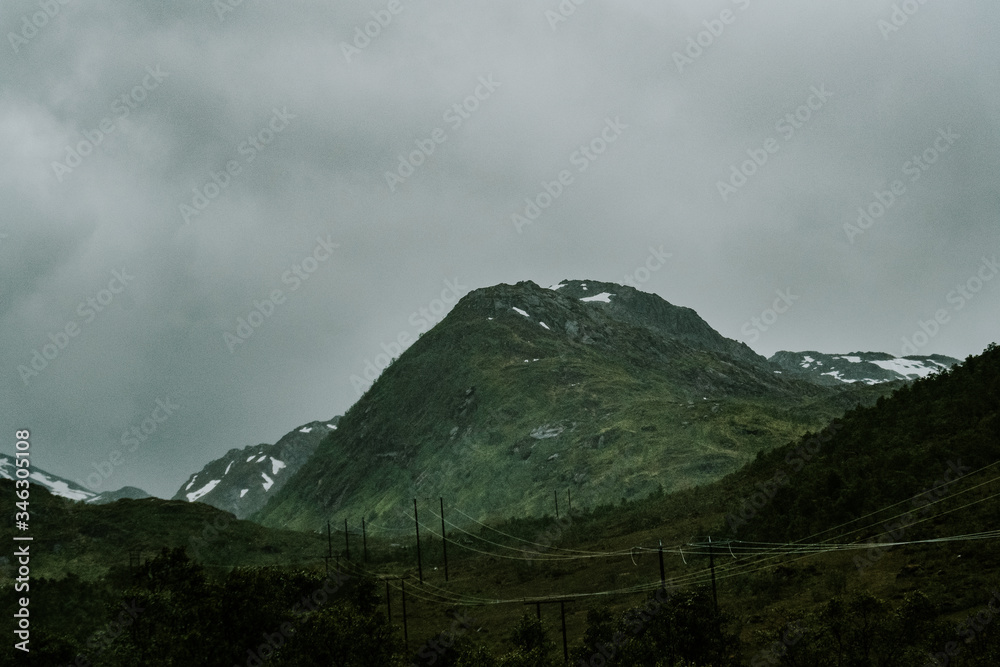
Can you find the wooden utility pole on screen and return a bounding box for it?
[708,537,718,616]
[658,540,666,592]
[362,518,368,564]
[560,601,568,663]
[385,580,391,622]
[401,578,409,648]
[440,497,449,582]
[344,519,350,561]
[324,520,333,577]
[554,490,559,519]
[413,499,424,584]
[525,599,572,664]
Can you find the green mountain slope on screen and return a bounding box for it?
[720,342,1000,544]
[253,280,893,532]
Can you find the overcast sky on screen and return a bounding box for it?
[2,0,998,499]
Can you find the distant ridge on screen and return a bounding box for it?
[769,350,960,385]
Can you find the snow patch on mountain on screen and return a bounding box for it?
[769,351,961,386]
[580,292,614,303]
[171,417,338,518]
[31,472,93,501]
[870,358,940,378]
[187,479,220,502]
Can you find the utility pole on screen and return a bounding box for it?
[526,600,572,664]
[413,498,424,584]
[401,578,409,648]
[344,519,350,561]
[709,537,718,617]
[560,600,568,663]
[324,520,332,577]
[440,497,449,582]
[362,518,368,564]
[385,580,391,622]
[658,540,666,592]
[554,489,559,519]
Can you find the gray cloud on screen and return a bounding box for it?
[1,0,998,497]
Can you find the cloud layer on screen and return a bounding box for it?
[2,0,998,497]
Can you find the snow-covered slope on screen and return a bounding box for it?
[768,351,960,385]
[0,455,151,504]
[0,455,97,502]
[171,417,339,518]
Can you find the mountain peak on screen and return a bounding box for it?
[455,279,766,367]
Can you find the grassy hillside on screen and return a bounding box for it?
[4,345,999,665]
[253,280,893,531]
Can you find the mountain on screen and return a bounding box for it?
[0,454,151,506]
[722,343,1000,543]
[769,350,960,385]
[0,454,98,502]
[171,417,339,518]
[252,279,896,532]
[86,485,151,504]
[550,280,768,366]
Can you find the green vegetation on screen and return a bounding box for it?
[5,324,998,664]
[253,281,894,532]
